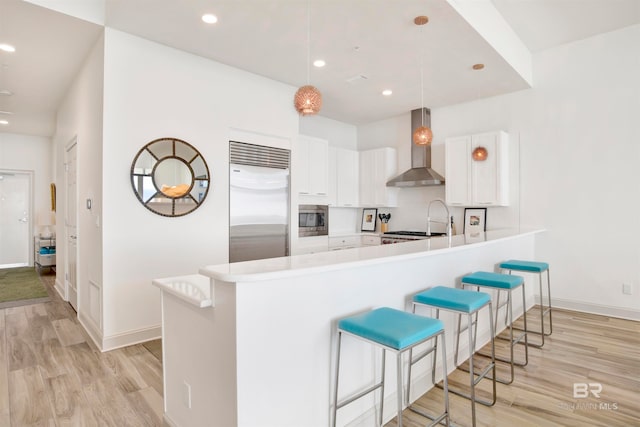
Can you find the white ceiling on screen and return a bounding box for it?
[0,0,638,137]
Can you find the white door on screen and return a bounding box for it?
[0,171,31,268]
[65,141,78,311]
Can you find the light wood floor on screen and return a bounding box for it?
[387,307,640,427]
[2,272,639,426]
[0,271,163,426]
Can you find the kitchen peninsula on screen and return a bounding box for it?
[153,228,543,427]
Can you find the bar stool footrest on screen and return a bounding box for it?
[407,405,450,426]
[336,382,383,411]
[476,351,528,367]
[495,331,527,346]
[435,381,496,407]
[512,326,549,336]
[473,363,495,387]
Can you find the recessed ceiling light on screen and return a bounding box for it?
[0,44,16,53]
[472,63,485,70]
[313,59,326,68]
[0,119,9,125]
[202,14,218,24]
[382,89,393,96]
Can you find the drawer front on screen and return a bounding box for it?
[329,236,359,249]
[361,235,381,246]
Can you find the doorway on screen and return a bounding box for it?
[0,170,32,269]
[65,139,78,311]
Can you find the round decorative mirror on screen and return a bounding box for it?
[131,138,210,217]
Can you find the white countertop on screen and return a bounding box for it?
[200,228,543,283]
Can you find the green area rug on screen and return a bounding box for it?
[0,267,50,308]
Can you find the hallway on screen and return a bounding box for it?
[0,271,163,426]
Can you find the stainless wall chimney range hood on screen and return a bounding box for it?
[386,108,445,187]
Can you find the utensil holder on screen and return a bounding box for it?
[380,223,388,233]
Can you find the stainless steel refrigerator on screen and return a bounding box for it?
[229,141,290,263]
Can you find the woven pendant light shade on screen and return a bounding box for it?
[472,146,488,161]
[294,85,322,115]
[413,125,433,146]
[412,16,432,146]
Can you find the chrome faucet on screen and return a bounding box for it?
[427,198,451,237]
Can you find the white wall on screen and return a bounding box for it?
[53,33,105,336]
[0,132,53,259]
[299,115,357,150]
[523,24,639,317]
[100,29,299,348]
[360,25,640,319]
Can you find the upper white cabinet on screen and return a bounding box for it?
[329,147,359,207]
[359,147,398,207]
[296,135,328,197]
[445,131,509,206]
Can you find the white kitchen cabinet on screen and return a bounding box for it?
[328,233,381,250]
[294,236,329,255]
[296,135,329,198]
[329,147,359,207]
[445,131,509,206]
[359,148,398,207]
[361,234,381,246]
[328,235,360,250]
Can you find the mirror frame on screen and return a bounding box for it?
[130,137,210,217]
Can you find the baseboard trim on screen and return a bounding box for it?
[54,278,66,300]
[78,313,104,351]
[537,296,640,321]
[163,414,178,427]
[101,325,162,352]
[77,318,161,353]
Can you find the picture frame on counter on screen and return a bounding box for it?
[361,208,378,232]
[463,208,487,236]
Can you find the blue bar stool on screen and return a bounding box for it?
[461,271,529,385]
[500,260,552,348]
[332,307,450,427]
[410,286,496,427]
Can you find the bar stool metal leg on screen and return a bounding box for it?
[333,308,449,427]
[332,332,386,427]
[406,330,450,425]
[411,286,496,427]
[545,269,553,335]
[500,260,553,348]
[462,272,529,386]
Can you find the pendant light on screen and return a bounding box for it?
[294,0,322,115]
[413,15,433,146]
[472,146,488,161]
[471,63,487,161]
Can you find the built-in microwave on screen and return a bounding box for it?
[298,205,328,237]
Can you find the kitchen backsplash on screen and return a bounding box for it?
[328,207,359,234]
